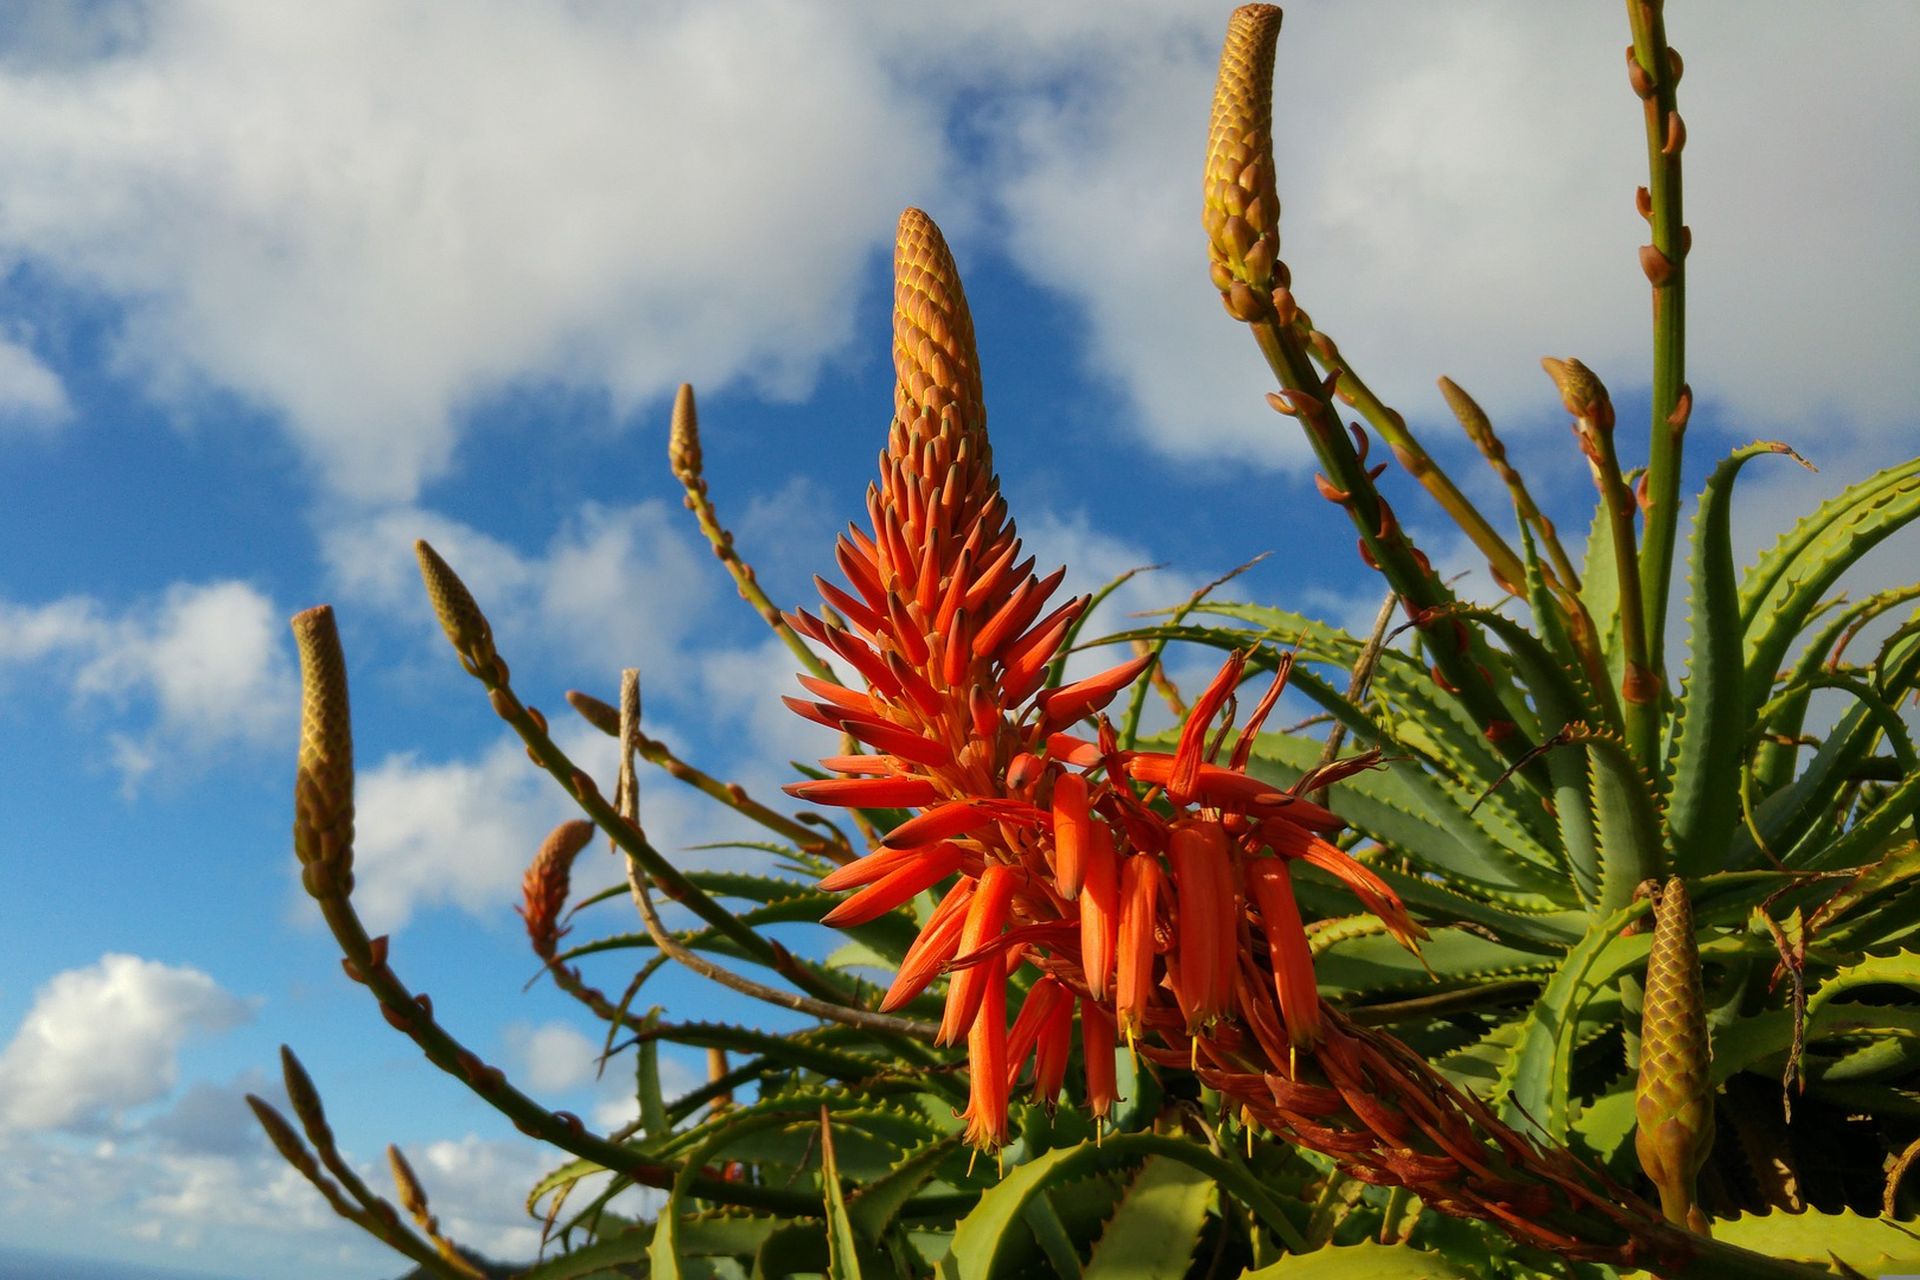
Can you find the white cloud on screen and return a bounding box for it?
[0,954,254,1132]
[0,579,293,786]
[990,3,1920,461]
[0,335,69,430]
[504,1020,602,1095]
[0,0,945,500]
[322,499,720,680]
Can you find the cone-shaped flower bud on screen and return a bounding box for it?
[1635,876,1714,1233]
[414,541,497,672]
[1205,5,1284,314]
[291,606,355,896]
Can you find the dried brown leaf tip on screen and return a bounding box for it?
[1205,5,1284,319]
[291,605,355,898]
[414,540,497,674]
[519,819,596,960]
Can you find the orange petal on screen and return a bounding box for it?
[1115,854,1163,1045]
[838,716,950,768]
[783,775,940,809]
[959,971,1009,1151]
[880,877,974,1012]
[1079,822,1120,1001]
[1004,976,1069,1089]
[817,842,922,892]
[1049,772,1090,899]
[939,863,1016,1046]
[821,844,966,926]
[1169,820,1237,1033]
[1037,652,1155,731]
[1247,856,1321,1052]
[884,799,998,849]
[1081,999,1118,1121]
[1228,651,1294,771]
[1169,651,1247,805]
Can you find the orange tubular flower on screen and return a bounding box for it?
[1246,856,1321,1052]
[959,973,1009,1152]
[1080,998,1118,1124]
[1169,820,1238,1033]
[880,877,974,1012]
[1049,773,1090,899]
[939,863,1016,1046]
[1114,853,1163,1046]
[1078,821,1120,1001]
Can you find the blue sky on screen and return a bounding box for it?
[0,3,1916,1276]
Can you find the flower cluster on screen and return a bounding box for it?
[783,208,1424,1153]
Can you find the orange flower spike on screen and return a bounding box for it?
[1169,650,1246,805]
[1081,999,1118,1124]
[1079,820,1120,1000]
[1050,772,1091,899]
[939,863,1017,1046]
[1114,853,1164,1046]
[820,843,967,927]
[1169,821,1238,1032]
[959,972,1010,1152]
[880,876,974,1012]
[1246,856,1322,1053]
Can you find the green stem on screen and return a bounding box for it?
[1301,324,1527,595]
[1250,317,1547,789]
[1626,0,1689,693]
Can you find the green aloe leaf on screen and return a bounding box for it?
[940,1135,1304,1279]
[1083,1156,1213,1279]
[1240,1240,1472,1278]
[1740,456,1920,708]
[820,1112,867,1280]
[1668,443,1802,876]
[1706,1207,1920,1271]
[852,1137,961,1240]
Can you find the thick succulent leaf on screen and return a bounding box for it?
[1733,687,1916,870]
[940,1135,1304,1278]
[1579,489,1625,692]
[819,1115,866,1280]
[1240,1240,1471,1278]
[1082,1156,1213,1279]
[1669,444,1801,876]
[653,1111,805,1279]
[1570,725,1669,915]
[1705,1207,1920,1271]
[1245,678,1567,904]
[850,1136,961,1239]
[1808,949,1920,1017]
[1313,927,1554,999]
[1807,770,1920,872]
[1740,455,1920,707]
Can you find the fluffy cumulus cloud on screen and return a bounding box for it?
[0,0,945,501]
[0,578,293,785]
[0,954,253,1133]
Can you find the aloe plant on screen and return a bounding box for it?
[250,5,1920,1277]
